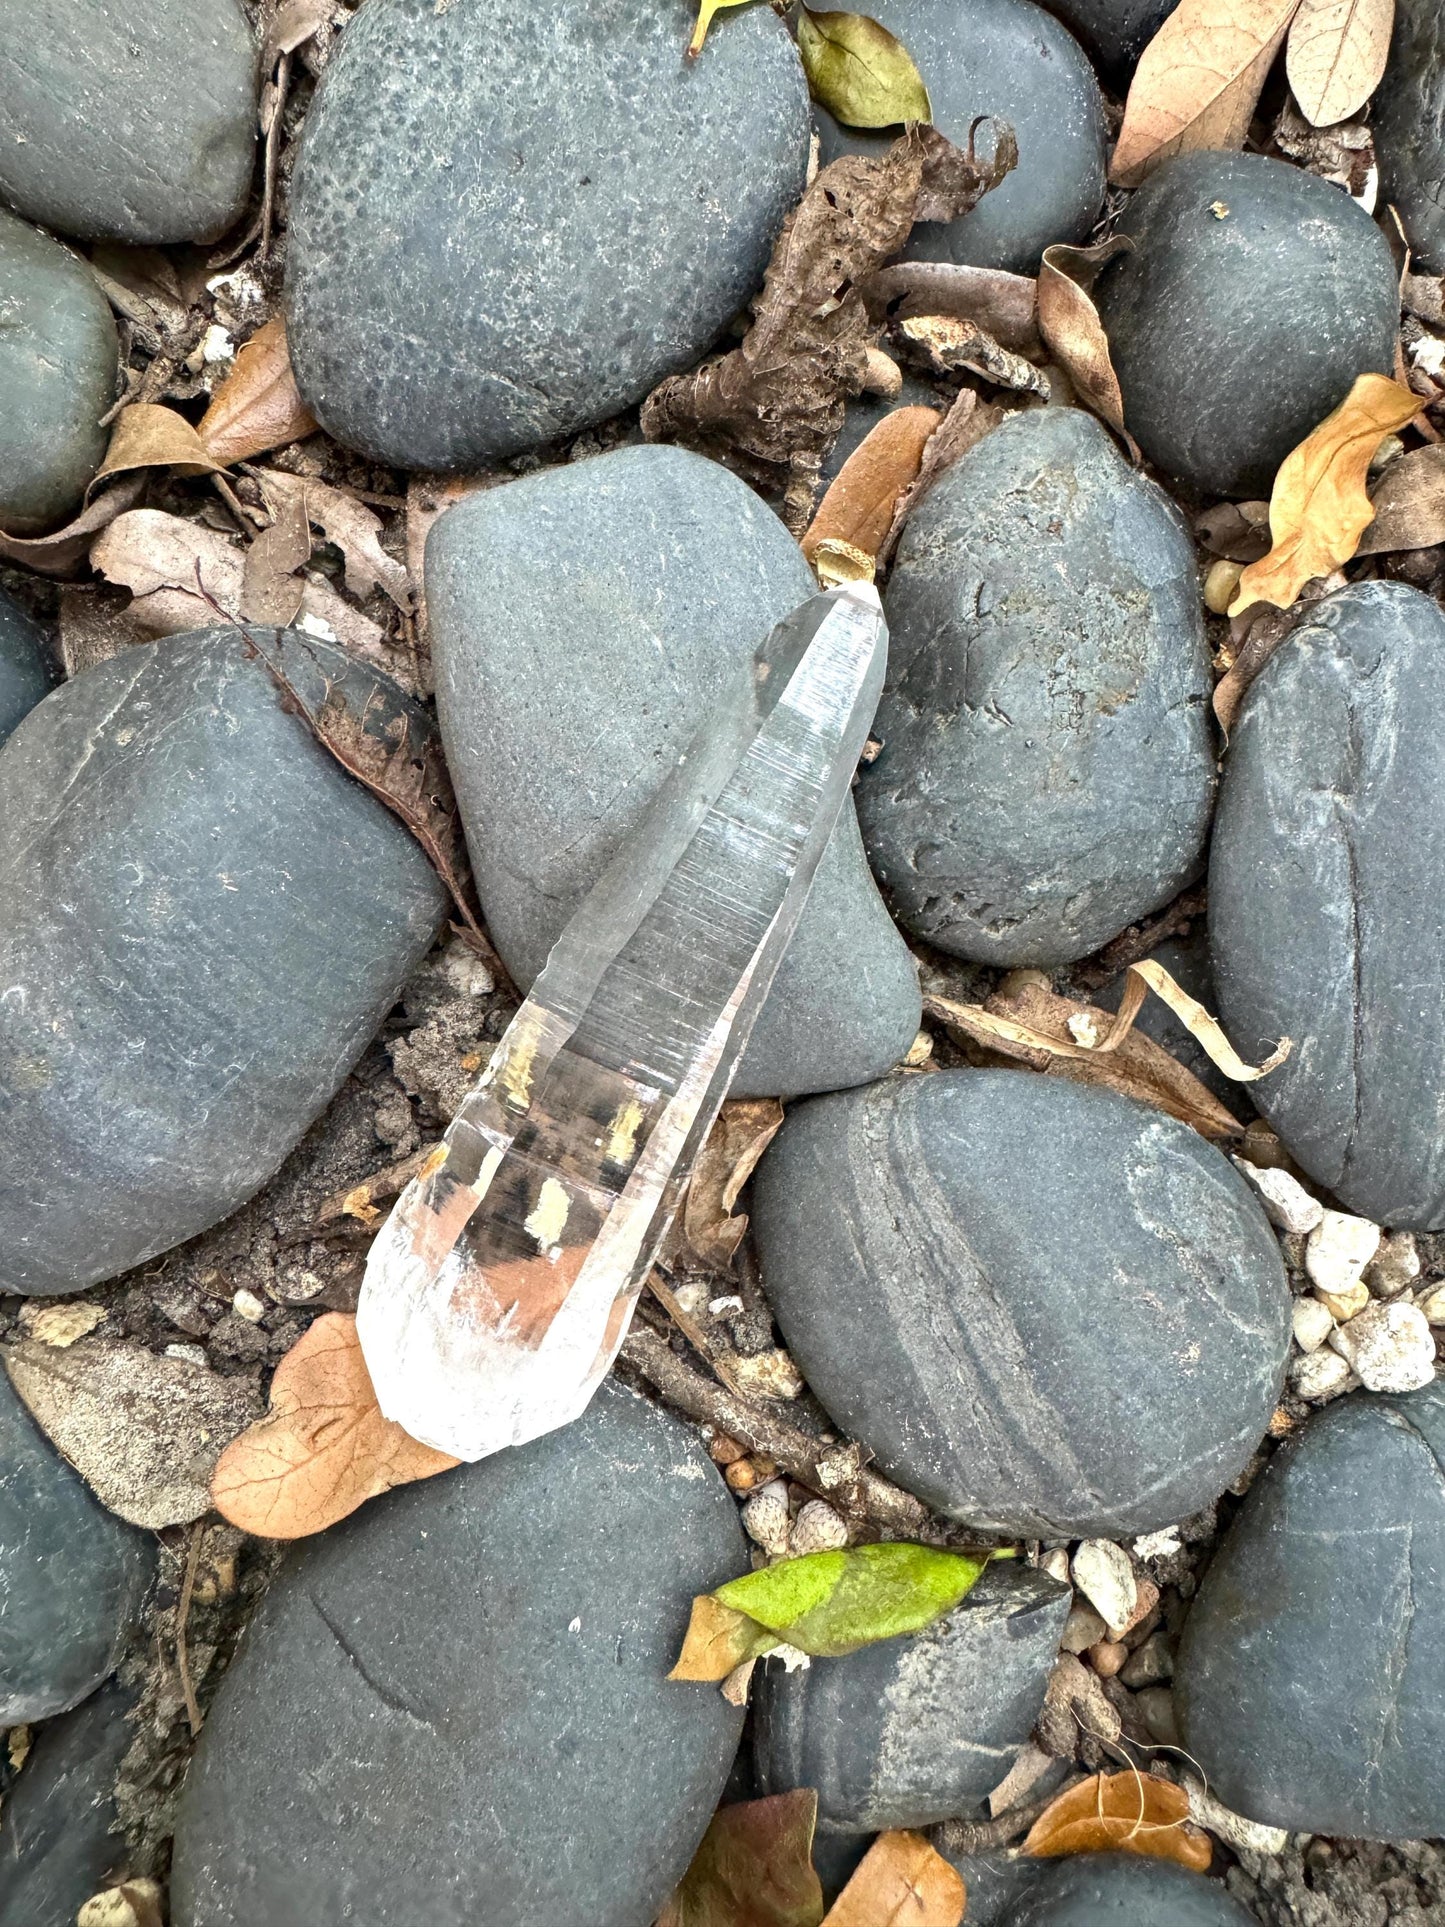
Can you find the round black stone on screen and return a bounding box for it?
[0,587,53,747]
[1374,0,1445,272]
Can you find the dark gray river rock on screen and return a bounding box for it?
[1176,1381,1445,1839]
[0,209,116,533]
[171,1382,746,1927]
[286,0,809,469]
[1095,152,1399,496]
[1008,1855,1251,1926]
[1374,0,1445,271]
[753,1563,1070,1832]
[752,1071,1291,1537]
[1041,0,1174,81]
[0,628,447,1296]
[815,0,1106,273]
[857,407,1215,968]
[426,445,921,1099]
[0,589,53,747]
[0,1681,136,1927]
[0,0,257,244]
[1210,583,1445,1229]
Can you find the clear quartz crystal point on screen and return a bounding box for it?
[356,583,888,1460]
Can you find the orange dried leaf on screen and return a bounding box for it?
[91,403,222,493]
[683,1097,787,1269]
[1037,239,1135,446]
[1110,0,1300,189]
[210,1312,457,1539]
[1231,373,1423,614]
[199,316,319,466]
[1286,0,1394,128]
[803,406,942,575]
[822,1829,965,1927]
[668,1593,777,1681]
[1022,1770,1213,1873]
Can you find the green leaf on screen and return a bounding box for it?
[715,1542,991,1658]
[795,7,932,129]
[688,0,757,57]
[659,1791,825,1927]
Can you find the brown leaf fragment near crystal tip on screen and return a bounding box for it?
[682,1098,786,1269]
[801,406,941,583]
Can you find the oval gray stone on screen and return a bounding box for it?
[751,1071,1291,1538]
[1210,582,1445,1229]
[0,628,447,1295]
[1008,1855,1253,1926]
[856,407,1215,968]
[170,1381,745,1927]
[815,0,1106,274]
[0,588,53,747]
[426,444,921,1100]
[753,1562,1070,1832]
[286,0,809,469]
[1175,1382,1445,1839]
[1094,151,1399,497]
[1374,0,1445,271]
[1039,0,1175,81]
[0,1680,136,1926]
[0,0,256,244]
[0,209,116,533]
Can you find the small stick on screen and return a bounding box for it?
[932,1776,1088,1856]
[176,1523,206,1738]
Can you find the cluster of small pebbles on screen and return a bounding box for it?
[1,0,1444,1925]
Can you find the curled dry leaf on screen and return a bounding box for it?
[823,1830,965,1927]
[796,7,932,129]
[683,1097,787,1269]
[658,1790,824,1927]
[261,0,335,70]
[1195,498,1272,561]
[1037,240,1136,447]
[1111,0,1299,189]
[892,313,1048,395]
[1230,373,1423,614]
[801,405,941,576]
[211,1313,457,1538]
[0,473,146,578]
[1212,600,1307,737]
[91,402,222,492]
[687,0,756,58]
[1112,959,1291,1079]
[241,476,311,627]
[862,260,1041,353]
[198,316,319,467]
[1023,1770,1213,1873]
[1355,442,1445,553]
[878,386,1004,563]
[1285,0,1394,129]
[258,468,414,613]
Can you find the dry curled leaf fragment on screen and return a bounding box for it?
[823,1830,965,1927]
[211,1313,457,1538]
[878,386,1003,563]
[1355,441,1445,553]
[1037,239,1135,445]
[687,0,757,57]
[659,1790,824,1927]
[259,467,414,613]
[684,1097,787,1268]
[1023,1770,1213,1872]
[802,405,941,576]
[1111,0,1300,189]
[241,476,312,628]
[1195,498,1272,561]
[198,316,319,466]
[796,7,932,129]
[862,260,1040,352]
[1112,960,1291,1079]
[1285,0,1394,129]
[91,403,222,493]
[893,313,1047,394]
[1230,373,1423,614]
[0,473,146,577]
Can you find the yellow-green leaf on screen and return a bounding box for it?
[670,1594,780,1681]
[721,1542,990,1657]
[688,0,756,57]
[796,8,932,128]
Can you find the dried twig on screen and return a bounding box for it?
[176,1523,205,1738]
[932,1776,1088,1857]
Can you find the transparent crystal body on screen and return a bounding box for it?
[356,584,887,1460]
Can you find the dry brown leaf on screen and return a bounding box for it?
[862,261,1040,352]
[1023,1770,1213,1872]
[241,477,312,627]
[878,387,1004,564]
[0,474,146,578]
[261,0,335,69]
[258,468,413,613]
[91,403,222,492]
[405,472,498,648]
[211,1313,457,1538]
[1195,498,1272,561]
[802,406,942,575]
[1230,373,1423,613]
[822,1830,965,1927]
[1115,960,1291,1079]
[198,316,318,466]
[683,1097,787,1268]
[1037,240,1136,446]
[1286,0,1393,128]
[1355,442,1445,552]
[893,313,1048,395]
[668,1593,776,1681]
[659,1791,824,1927]
[1111,0,1300,189]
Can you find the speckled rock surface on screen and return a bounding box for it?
[0,588,53,745]
[857,408,1215,968]
[1095,152,1399,496]
[1210,583,1445,1229]
[0,209,116,533]
[0,1681,136,1927]
[1008,1855,1254,1926]
[171,1383,746,1927]
[0,1370,152,1723]
[1375,0,1445,271]
[1040,0,1174,80]
[286,0,809,469]
[1176,1381,1445,1839]
[753,1563,1069,1831]
[815,0,1106,273]
[752,1071,1291,1537]
[0,628,447,1296]
[426,445,921,1099]
[0,0,256,244]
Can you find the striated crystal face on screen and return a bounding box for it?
[356,584,887,1460]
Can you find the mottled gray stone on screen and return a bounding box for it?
[815,0,1106,273]
[426,445,921,1100]
[0,628,447,1296]
[754,1563,1070,1832]
[1210,583,1445,1229]
[0,589,53,747]
[752,1071,1291,1537]
[857,408,1215,968]
[0,0,256,244]
[1375,0,1445,271]
[171,1382,745,1927]
[286,0,808,470]
[1040,0,1174,81]
[0,1681,135,1927]
[1176,1381,1445,1839]
[1094,152,1399,497]
[0,209,116,533]
[0,1371,151,1724]
[1008,1856,1251,1926]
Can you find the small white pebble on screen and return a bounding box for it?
[708,1295,743,1316]
[731,1349,805,1401]
[1071,1539,1137,1637]
[1416,1282,1445,1326]
[741,1478,792,1557]
[1233,1158,1324,1235]
[1329,1300,1436,1393]
[231,1288,266,1323]
[1292,1297,1336,1354]
[1039,1547,1072,1584]
[1411,332,1445,378]
[1316,1278,1371,1322]
[1306,1210,1381,1297]
[1365,1233,1421,1299]
[162,1342,209,1368]
[789,1499,849,1557]
[17,1301,104,1348]
[295,611,338,642]
[1290,1348,1355,1401]
[1067,1011,1103,1048]
[200,322,235,364]
[1131,1526,1182,1562]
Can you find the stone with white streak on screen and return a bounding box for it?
[1329,1300,1437,1393]
[1306,1211,1382,1296]
[1233,1159,1324,1236]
